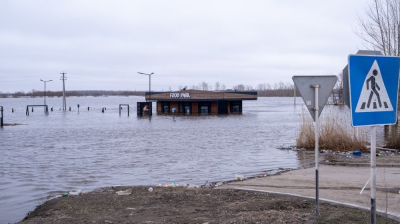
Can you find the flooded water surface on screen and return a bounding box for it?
[1,96,307,223]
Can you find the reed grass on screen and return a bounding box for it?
[296,108,368,151]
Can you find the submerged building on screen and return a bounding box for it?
[145,90,257,115]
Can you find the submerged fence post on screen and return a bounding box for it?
[0,106,3,127]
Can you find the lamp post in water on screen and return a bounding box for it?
[138,72,153,101]
[40,79,52,107]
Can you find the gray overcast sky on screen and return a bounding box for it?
[1,0,369,93]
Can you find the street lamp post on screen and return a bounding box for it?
[138,72,153,101]
[40,79,53,106]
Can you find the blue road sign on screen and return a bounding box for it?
[349,55,400,126]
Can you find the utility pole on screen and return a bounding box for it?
[60,72,67,111]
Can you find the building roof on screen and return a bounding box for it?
[145,90,257,101]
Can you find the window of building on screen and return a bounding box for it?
[200,106,208,114]
[232,105,240,112]
[163,105,169,113]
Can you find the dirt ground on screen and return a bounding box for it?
[19,185,399,224]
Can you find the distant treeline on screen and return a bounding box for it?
[0,89,298,98]
[0,90,145,98]
[257,89,298,97]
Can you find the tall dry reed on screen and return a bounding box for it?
[296,108,368,151]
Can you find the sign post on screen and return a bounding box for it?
[313,84,320,215]
[292,75,337,216]
[348,54,400,224]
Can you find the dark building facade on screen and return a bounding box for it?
[145,90,257,115]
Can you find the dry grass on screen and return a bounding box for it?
[296,108,369,151]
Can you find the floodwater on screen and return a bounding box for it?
[0,96,320,223]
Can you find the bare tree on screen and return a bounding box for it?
[221,84,226,90]
[199,81,209,90]
[257,83,266,91]
[245,85,253,90]
[329,73,343,105]
[355,0,400,56]
[233,84,245,91]
[215,81,220,91]
[285,82,294,90]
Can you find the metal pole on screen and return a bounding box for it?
[63,78,65,110]
[371,125,377,224]
[313,84,320,216]
[40,79,52,114]
[149,74,151,101]
[138,72,153,102]
[294,84,296,105]
[0,106,3,127]
[44,81,46,105]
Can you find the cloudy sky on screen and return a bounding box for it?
[1,0,370,93]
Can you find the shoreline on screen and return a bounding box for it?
[18,152,400,223]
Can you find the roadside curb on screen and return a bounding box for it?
[232,187,400,223]
[324,163,400,167]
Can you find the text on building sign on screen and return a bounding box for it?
[170,93,190,98]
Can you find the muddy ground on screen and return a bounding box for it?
[19,186,399,224]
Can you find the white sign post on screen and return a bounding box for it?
[313,84,320,215]
[348,54,400,224]
[292,76,337,216]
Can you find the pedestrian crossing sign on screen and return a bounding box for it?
[349,55,400,126]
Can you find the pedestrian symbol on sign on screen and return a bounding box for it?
[355,60,393,113]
